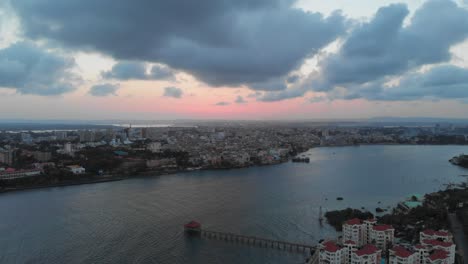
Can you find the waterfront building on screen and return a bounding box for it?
[351,244,381,264]
[343,240,358,264]
[0,168,41,180]
[426,250,451,264]
[415,244,430,264]
[389,246,416,264]
[319,241,343,264]
[420,230,453,243]
[343,218,364,246]
[363,219,377,245]
[421,239,455,264]
[370,224,394,251]
[67,165,86,174]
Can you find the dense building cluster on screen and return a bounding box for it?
[0,123,467,183]
[318,218,455,264]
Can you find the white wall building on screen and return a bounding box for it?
[319,241,343,264]
[351,244,381,264]
[389,246,416,264]
[67,165,86,174]
[370,224,395,251]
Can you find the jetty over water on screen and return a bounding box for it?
[184,221,316,254]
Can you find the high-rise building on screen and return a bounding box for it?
[0,149,15,165]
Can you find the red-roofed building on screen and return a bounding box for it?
[319,241,343,264]
[370,224,394,251]
[426,250,450,264]
[422,239,455,264]
[343,240,358,264]
[389,246,416,264]
[352,244,381,264]
[343,219,365,246]
[420,229,453,243]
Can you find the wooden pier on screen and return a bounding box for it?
[184,220,316,254]
[201,230,316,253]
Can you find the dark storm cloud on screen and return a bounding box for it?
[257,86,309,102]
[163,86,183,98]
[89,83,119,96]
[10,0,347,89]
[0,42,77,95]
[341,65,468,101]
[102,61,176,81]
[314,0,468,92]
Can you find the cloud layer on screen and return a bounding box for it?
[260,0,468,102]
[11,0,347,90]
[102,61,175,81]
[315,0,468,94]
[89,83,119,96]
[163,86,183,98]
[0,42,77,95]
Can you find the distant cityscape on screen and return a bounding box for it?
[1,122,468,187]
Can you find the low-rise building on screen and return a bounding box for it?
[0,168,41,180]
[67,165,86,174]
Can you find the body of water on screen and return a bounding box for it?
[0,145,467,263]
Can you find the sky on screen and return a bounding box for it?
[0,0,468,120]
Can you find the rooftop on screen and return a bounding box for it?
[355,244,379,256]
[345,218,362,226]
[391,246,414,258]
[322,241,342,253]
[373,224,394,231]
[428,250,449,261]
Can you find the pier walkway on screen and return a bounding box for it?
[184,221,316,255]
[200,229,316,253]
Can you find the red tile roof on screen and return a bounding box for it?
[422,239,453,248]
[355,244,380,256]
[428,250,449,261]
[422,229,436,235]
[373,224,394,231]
[344,240,356,245]
[435,230,450,237]
[391,246,414,258]
[345,218,362,225]
[184,221,201,229]
[415,244,426,250]
[322,241,342,253]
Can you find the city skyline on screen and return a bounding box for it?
[1,0,468,120]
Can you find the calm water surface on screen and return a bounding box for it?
[0,145,467,264]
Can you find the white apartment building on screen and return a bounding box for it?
[421,239,455,264]
[389,246,416,264]
[319,241,343,264]
[351,244,381,264]
[370,224,395,251]
[343,218,365,246]
[420,230,453,243]
[426,250,451,264]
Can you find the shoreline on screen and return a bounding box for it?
[1,144,466,195]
